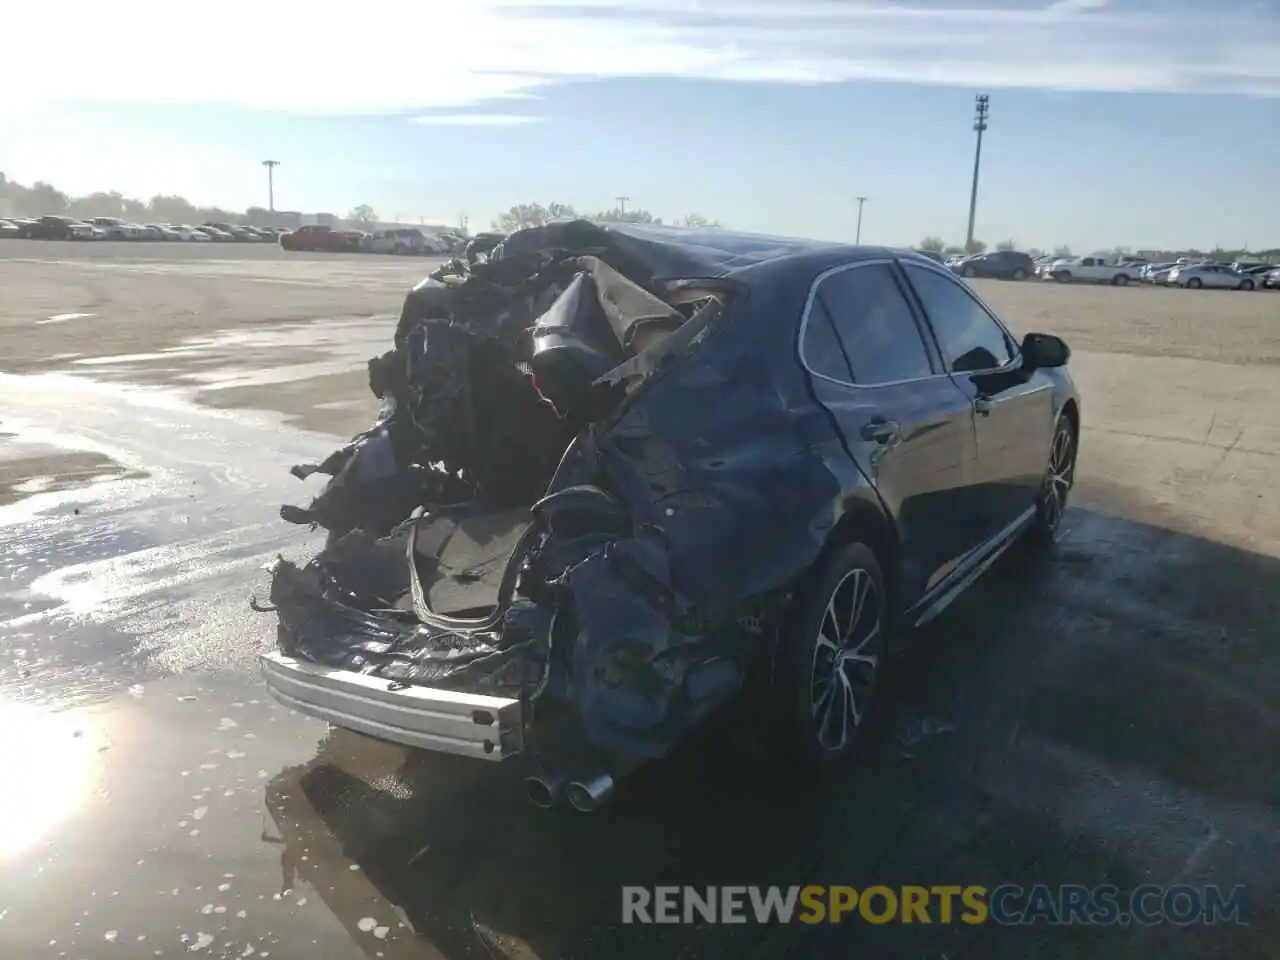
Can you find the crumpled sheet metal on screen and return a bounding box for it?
[540,315,848,761]
[273,219,861,765]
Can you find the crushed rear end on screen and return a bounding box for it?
[258,221,835,808]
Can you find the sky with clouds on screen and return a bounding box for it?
[3,0,1278,249]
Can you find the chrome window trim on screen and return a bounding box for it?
[900,260,1025,377]
[797,258,950,390]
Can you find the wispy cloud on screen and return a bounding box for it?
[413,113,546,125]
[4,0,1278,115]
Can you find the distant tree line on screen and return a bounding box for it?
[0,172,286,226]
[492,202,721,233]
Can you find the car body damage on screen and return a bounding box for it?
[260,219,1082,805]
[266,220,857,766]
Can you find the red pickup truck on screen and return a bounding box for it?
[279,224,366,252]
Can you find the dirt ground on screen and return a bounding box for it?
[1,241,1278,958]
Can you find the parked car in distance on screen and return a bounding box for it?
[950,250,1036,280]
[204,222,260,241]
[5,217,40,238]
[1165,263,1258,290]
[86,217,144,240]
[1045,255,1139,285]
[913,249,945,263]
[0,219,21,238]
[170,224,212,241]
[367,227,436,255]
[1262,268,1280,290]
[30,215,97,240]
[279,224,364,252]
[195,225,235,241]
[144,223,184,240]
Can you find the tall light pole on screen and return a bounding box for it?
[965,95,989,252]
[262,160,280,218]
[855,196,868,244]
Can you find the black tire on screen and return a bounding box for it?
[1028,412,1077,542]
[1012,268,1027,280]
[1113,274,1130,286]
[962,266,977,278]
[1053,271,1072,282]
[1187,277,1203,289]
[781,541,889,766]
[1240,280,1254,291]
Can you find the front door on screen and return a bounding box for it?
[798,258,982,606]
[900,261,1055,540]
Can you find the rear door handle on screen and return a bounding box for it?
[975,397,994,416]
[860,418,901,443]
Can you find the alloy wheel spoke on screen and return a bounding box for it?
[811,568,882,751]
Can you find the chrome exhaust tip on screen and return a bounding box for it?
[565,773,614,813]
[524,773,566,809]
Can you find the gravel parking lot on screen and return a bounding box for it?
[0,241,1277,958]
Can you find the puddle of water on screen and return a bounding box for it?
[61,316,393,394]
[37,312,97,326]
[0,698,109,858]
[74,352,172,366]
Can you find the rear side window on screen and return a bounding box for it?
[808,263,935,385]
[802,299,856,382]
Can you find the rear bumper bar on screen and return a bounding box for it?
[259,652,525,760]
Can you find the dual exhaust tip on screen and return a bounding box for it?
[525,771,614,813]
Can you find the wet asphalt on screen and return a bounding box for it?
[0,244,1277,960]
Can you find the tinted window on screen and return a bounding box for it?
[904,264,1017,373]
[801,299,855,382]
[812,263,934,385]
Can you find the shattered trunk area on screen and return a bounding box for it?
[268,220,791,763]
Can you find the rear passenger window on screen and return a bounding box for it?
[802,299,855,382]
[810,263,935,385]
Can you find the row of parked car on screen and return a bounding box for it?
[278,224,466,255]
[2,215,471,258]
[0,215,289,243]
[937,248,1279,290]
[1034,254,1279,290]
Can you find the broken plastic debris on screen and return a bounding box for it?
[357,917,377,932]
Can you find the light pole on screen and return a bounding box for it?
[965,95,989,252]
[262,160,280,219]
[855,196,868,244]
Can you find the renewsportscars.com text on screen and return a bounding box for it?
[621,884,1248,926]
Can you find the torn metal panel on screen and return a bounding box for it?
[267,218,869,766]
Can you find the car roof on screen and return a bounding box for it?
[494,219,905,282]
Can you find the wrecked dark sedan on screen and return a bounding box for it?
[258,220,1080,812]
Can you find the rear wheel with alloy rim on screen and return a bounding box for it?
[784,542,888,765]
[1030,413,1077,541]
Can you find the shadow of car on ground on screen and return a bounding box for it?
[263,489,1280,960]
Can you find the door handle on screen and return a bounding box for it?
[860,418,901,443]
[975,397,994,416]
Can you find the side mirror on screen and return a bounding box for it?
[1021,332,1070,369]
